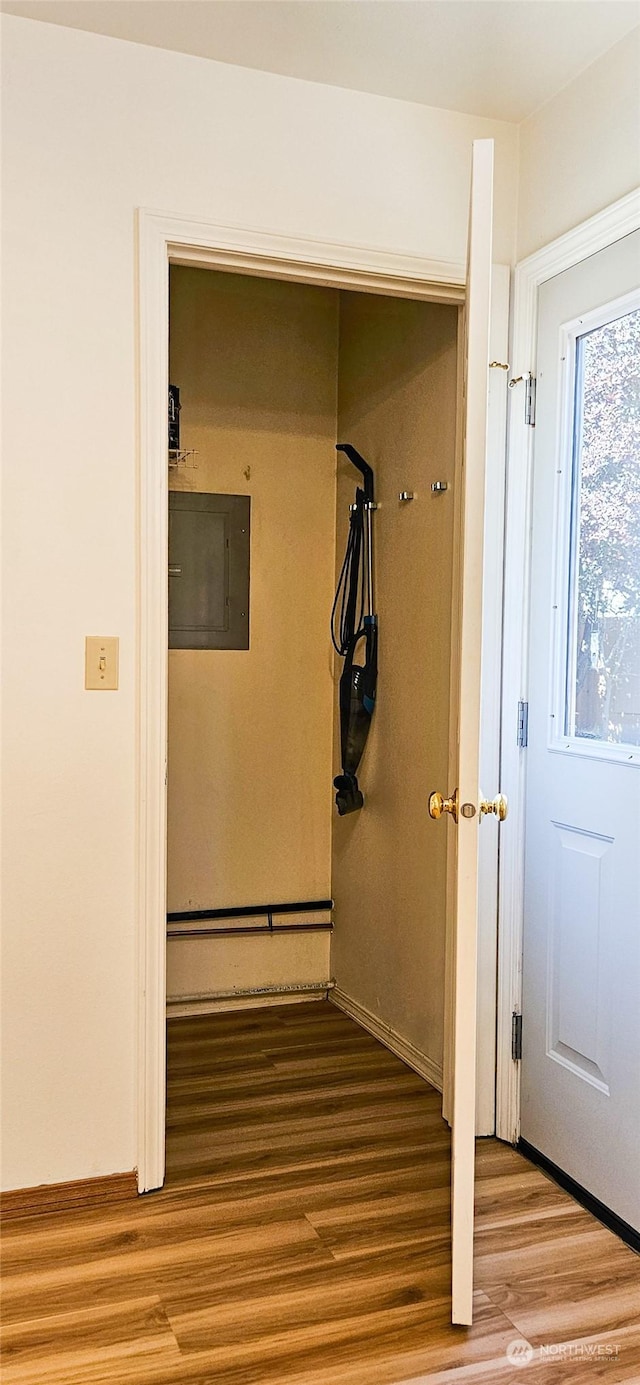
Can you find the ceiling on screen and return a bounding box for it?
[2,0,638,123]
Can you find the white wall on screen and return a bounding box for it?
[0,14,518,1190]
[517,27,640,259]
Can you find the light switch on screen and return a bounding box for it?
[85,636,119,690]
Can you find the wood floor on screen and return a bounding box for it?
[2,1000,639,1384]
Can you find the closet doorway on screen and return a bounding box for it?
[166,270,457,1056]
[137,138,505,1327]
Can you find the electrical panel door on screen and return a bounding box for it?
[169,492,250,650]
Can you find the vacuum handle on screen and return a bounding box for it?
[365,502,374,618]
[336,444,374,505]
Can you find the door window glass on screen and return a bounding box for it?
[565,307,640,747]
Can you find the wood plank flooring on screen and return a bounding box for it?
[2,1000,639,1383]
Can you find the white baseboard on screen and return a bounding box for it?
[330,988,443,1093]
[167,981,334,1018]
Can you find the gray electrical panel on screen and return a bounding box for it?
[169,492,250,650]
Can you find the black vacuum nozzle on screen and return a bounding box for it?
[333,774,364,816]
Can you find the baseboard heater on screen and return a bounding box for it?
[168,980,336,1004]
[167,898,333,939]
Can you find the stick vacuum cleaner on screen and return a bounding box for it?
[331,444,378,815]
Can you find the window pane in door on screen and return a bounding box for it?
[566,307,640,747]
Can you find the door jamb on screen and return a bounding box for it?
[135,209,466,1191]
[496,188,640,1145]
[442,265,510,1136]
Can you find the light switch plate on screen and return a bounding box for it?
[85,636,119,690]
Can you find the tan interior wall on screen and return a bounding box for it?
[167,268,338,997]
[332,292,459,1075]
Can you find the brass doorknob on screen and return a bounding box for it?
[479,793,508,821]
[428,789,459,823]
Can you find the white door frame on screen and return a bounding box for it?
[496,187,640,1145]
[135,207,503,1192]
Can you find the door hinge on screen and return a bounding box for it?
[525,375,536,427]
[512,1012,523,1062]
[517,699,529,748]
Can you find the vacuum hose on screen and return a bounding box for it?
[331,446,378,815]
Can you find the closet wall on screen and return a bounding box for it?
[167,268,338,1002]
[332,292,459,1083]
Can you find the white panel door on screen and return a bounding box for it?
[430,139,500,1327]
[521,230,640,1233]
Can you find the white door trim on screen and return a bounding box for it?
[477,264,510,1136]
[496,187,640,1145]
[442,267,511,1137]
[135,208,466,1192]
